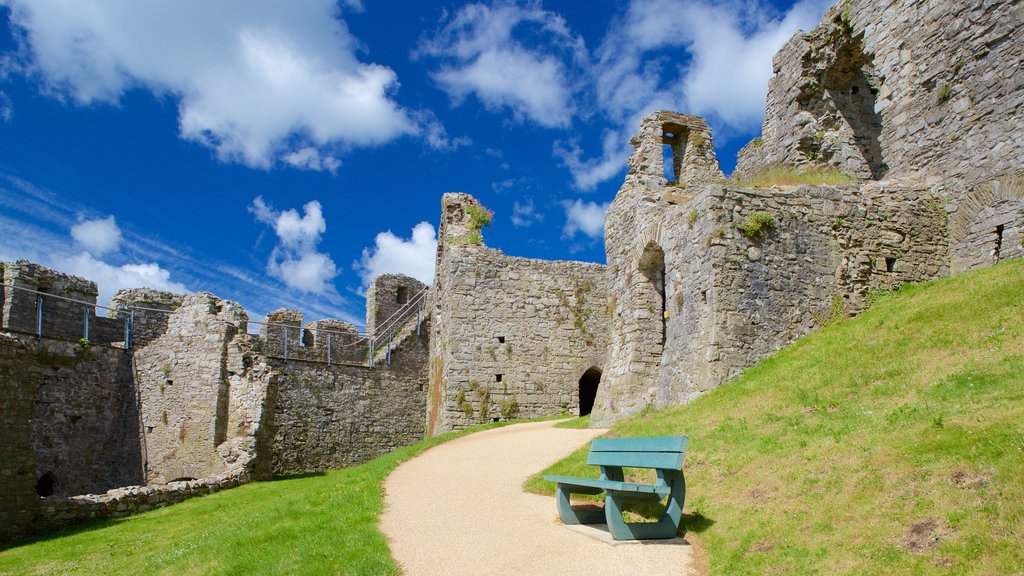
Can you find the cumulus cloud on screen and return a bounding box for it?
[620,0,832,129]
[561,199,609,239]
[3,0,419,169]
[70,215,122,256]
[510,199,543,228]
[249,196,338,294]
[356,222,437,288]
[416,1,585,128]
[566,0,829,189]
[56,252,189,310]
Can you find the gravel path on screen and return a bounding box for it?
[381,420,693,576]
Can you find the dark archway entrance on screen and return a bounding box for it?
[35,472,55,497]
[578,367,601,416]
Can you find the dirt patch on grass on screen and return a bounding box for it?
[751,537,778,553]
[950,469,990,489]
[686,533,710,576]
[902,518,951,554]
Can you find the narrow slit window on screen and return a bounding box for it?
[495,374,503,382]
[885,257,896,272]
[994,224,1004,261]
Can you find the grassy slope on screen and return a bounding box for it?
[528,259,1024,575]
[0,421,517,576]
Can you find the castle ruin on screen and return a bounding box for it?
[1,0,1021,544]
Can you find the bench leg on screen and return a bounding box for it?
[604,472,686,541]
[555,484,606,525]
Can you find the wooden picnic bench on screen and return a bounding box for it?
[544,435,687,540]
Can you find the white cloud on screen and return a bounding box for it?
[356,222,437,288]
[417,1,585,128]
[70,215,122,256]
[562,0,830,189]
[0,90,11,122]
[3,0,420,169]
[249,196,338,294]
[56,252,188,310]
[282,147,341,173]
[510,199,543,228]
[561,199,609,239]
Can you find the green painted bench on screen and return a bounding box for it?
[544,435,687,540]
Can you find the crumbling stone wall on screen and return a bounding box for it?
[366,274,428,339]
[268,319,429,474]
[737,0,1024,191]
[595,111,949,424]
[0,260,123,344]
[109,288,185,348]
[134,293,269,483]
[0,334,145,541]
[428,193,608,434]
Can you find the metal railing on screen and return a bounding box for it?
[368,285,430,367]
[0,281,430,368]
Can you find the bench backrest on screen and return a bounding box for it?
[586,436,688,471]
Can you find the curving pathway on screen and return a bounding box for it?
[380,420,694,576]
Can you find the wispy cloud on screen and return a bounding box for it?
[416,1,586,128]
[0,174,362,324]
[510,198,544,228]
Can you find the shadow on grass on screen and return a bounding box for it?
[0,515,130,552]
[682,512,715,534]
[268,471,328,482]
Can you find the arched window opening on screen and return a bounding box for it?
[638,243,667,348]
[578,367,601,416]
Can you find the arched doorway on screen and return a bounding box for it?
[35,472,55,497]
[578,367,601,416]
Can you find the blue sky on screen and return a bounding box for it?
[0,0,831,327]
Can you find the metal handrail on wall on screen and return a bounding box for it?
[0,281,430,367]
[369,286,430,367]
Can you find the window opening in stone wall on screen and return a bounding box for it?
[663,144,675,182]
[166,379,173,387]
[578,367,601,416]
[497,336,505,343]
[35,472,55,497]
[662,124,689,184]
[639,242,667,350]
[496,374,503,382]
[994,224,1005,261]
[396,286,409,305]
[885,257,896,272]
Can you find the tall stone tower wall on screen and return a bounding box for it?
[427,193,609,434]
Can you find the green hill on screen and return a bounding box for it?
[529,259,1024,575]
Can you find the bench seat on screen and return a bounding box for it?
[542,475,671,497]
[544,435,688,541]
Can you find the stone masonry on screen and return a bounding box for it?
[593,111,949,425]
[427,193,609,434]
[0,263,430,542]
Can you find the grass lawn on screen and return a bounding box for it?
[0,421,517,576]
[527,258,1024,575]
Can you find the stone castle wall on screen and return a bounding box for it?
[1,261,124,344]
[366,274,428,339]
[736,0,1024,191]
[133,293,269,484]
[268,319,428,474]
[0,334,145,541]
[595,111,950,424]
[0,263,431,542]
[428,193,608,434]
